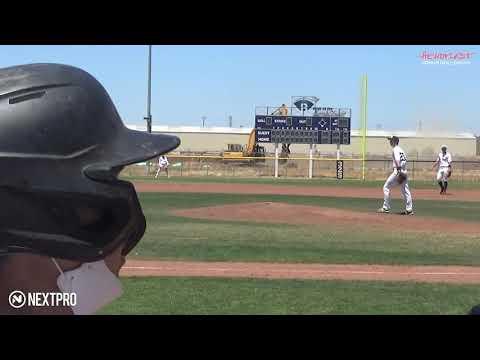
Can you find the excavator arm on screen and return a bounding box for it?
[244,129,256,156]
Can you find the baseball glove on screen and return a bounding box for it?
[447,168,452,178]
[397,171,407,184]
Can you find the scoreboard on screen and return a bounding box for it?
[254,108,351,145]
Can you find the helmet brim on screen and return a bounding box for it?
[108,127,181,167]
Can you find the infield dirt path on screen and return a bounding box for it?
[121,259,480,284]
[134,182,480,202]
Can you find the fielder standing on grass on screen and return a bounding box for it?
[155,155,170,178]
[377,136,414,215]
[432,145,452,195]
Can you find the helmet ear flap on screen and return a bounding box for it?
[83,164,124,183]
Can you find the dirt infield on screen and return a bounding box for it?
[172,202,480,236]
[134,182,480,202]
[121,259,480,284]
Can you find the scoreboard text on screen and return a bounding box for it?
[254,115,351,145]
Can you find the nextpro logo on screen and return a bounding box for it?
[8,290,76,309]
[419,50,475,65]
[8,291,26,309]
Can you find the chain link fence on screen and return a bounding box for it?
[123,156,480,182]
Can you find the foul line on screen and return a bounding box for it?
[122,266,480,277]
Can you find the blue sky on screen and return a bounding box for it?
[1,45,479,134]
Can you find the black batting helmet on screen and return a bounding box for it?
[387,136,399,145]
[0,63,180,262]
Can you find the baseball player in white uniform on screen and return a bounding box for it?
[154,155,170,178]
[432,145,452,195]
[377,136,414,215]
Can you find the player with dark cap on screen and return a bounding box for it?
[0,63,180,315]
[377,136,414,215]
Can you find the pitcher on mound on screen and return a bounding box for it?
[377,136,414,215]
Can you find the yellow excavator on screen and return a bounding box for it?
[223,129,265,161]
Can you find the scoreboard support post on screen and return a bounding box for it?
[254,103,351,180]
[308,144,313,179]
[274,143,279,178]
[336,144,341,180]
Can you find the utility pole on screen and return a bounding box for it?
[202,116,207,128]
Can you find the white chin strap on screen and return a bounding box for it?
[51,257,64,276]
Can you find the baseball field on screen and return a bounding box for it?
[99,176,480,315]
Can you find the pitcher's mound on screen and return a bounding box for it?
[172,202,479,236]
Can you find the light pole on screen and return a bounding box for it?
[145,45,152,134]
[144,45,153,176]
[202,116,206,128]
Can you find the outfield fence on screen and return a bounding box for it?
[123,155,480,182]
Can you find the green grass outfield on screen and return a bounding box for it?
[113,179,480,315]
[98,277,480,315]
[132,192,480,266]
[124,175,480,189]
